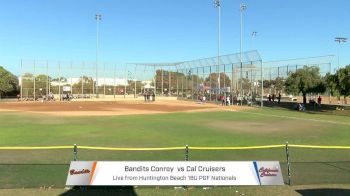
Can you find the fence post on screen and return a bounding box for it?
[285,141,291,185]
[73,144,78,161]
[185,145,189,161]
[184,145,189,190]
[20,59,23,100]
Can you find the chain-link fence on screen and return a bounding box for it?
[175,51,263,106]
[19,53,335,106]
[0,144,349,188]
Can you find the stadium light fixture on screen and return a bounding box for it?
[335,37,348,43]
[252,31,257,49]
[95,13,102,98]
[214,0,221,96]
[240,3,247,105]
[334,37,347,71]
[252,31,257,37]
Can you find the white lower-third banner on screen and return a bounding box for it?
[66,161,284,186]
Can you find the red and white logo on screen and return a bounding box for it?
[259,167,279,177]
[69,169,91,175]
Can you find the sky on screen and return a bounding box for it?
[0,0,349,75]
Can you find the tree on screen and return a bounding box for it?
[263,77,285,94]
[72,76,95,94]
[237,78,252,94]
[337,65,350,104]
[154,70,182,94]
[285,66,326,105]
[274,77,285,92]
[35,74,50,96]
[127,79,143,95]
[327,65,350,104]
[0,66,19,98]
[204,72,231,91]
[325,73,340,99]
[21,73,34,88]
[52,77,67,83]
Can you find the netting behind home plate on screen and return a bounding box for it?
[19,52,333,106]
[19,51,263,104]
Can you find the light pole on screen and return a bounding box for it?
[240,3,247,105]
[214,0,221,100]
[95,13,102,98]
[334,37,347,71]
[252,31,257,97]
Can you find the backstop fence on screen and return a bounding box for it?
[19,52,334,105]
[0,143,349,188]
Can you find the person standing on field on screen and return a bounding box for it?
[146,91,150,102]
[317,96,322,107]
[278,93,281,104]
[152,92,155,102]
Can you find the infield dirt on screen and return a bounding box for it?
[0,100,253,116]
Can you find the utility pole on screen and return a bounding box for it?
[240,3,247,105]
[95,13,102,98]
[334,37,347,71]
[214,0,221,99]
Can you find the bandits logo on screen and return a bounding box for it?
[70,169,90,175]
[258,167,279,177]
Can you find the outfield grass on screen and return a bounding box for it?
[0,108,349,191]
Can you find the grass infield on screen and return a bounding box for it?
[0,106,349,194]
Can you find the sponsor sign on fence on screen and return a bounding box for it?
[66,161,284,186]
[63,86,71,92]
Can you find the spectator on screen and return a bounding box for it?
[226,96,230,106]
[202,96,206,103]
[152,92,155,102]
[317,96,322,107]
[272,93,275,103]
[268,94,271,103]
[278,93,281,104]
[146,92,150,102]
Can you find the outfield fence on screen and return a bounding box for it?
[0,143,349,188]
